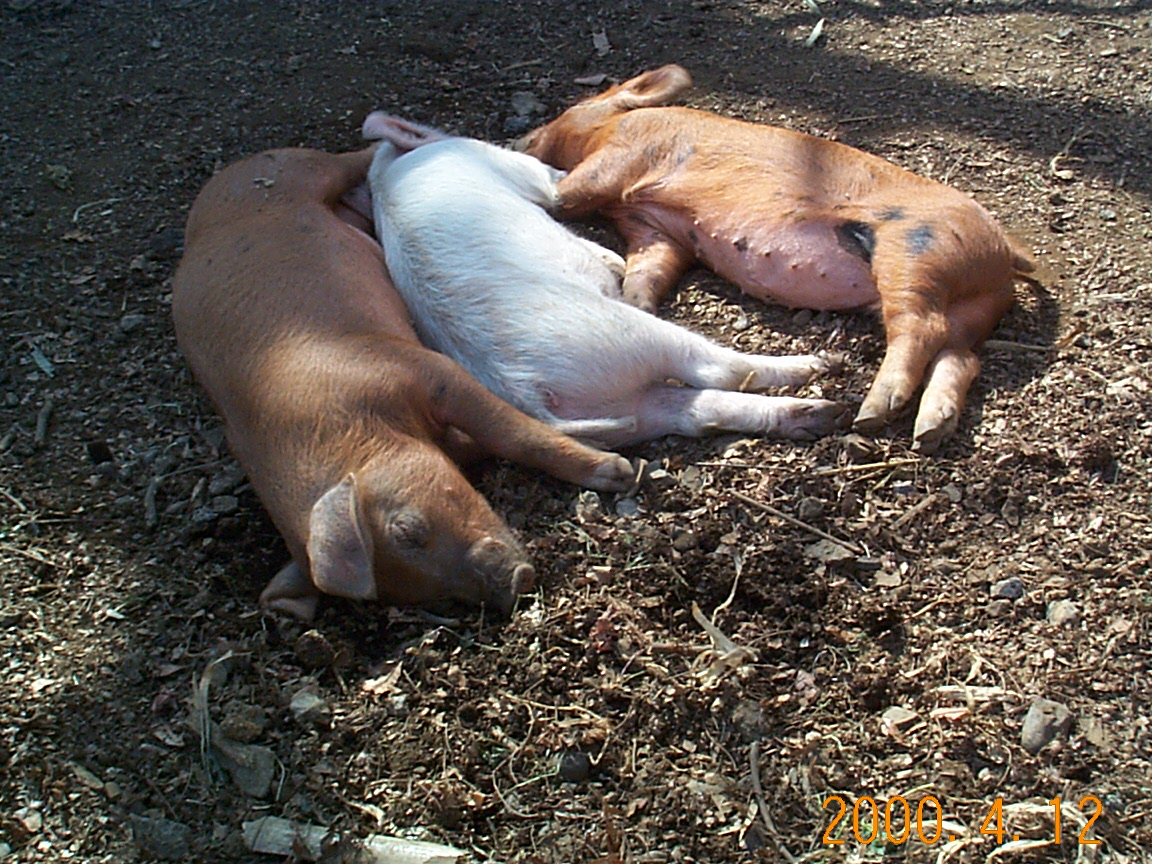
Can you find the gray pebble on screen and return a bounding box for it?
[804,538,855,564]
[990,577,1025,600]
[208,464,245,495]
[503,115,533,135]
[986,598,1014,617]
[214,739,276,798]
[841,433,879,463]
[190,506,218,524]
[557,750,592,783]
[797,496,824,522]
[1021,697,1072,754]
[148,226,184,259]
[509,90,545,117]
[672,530,698,552]
[152,453,178,476]
[129,815,192,861]
[211,494,239,514]
[615,497,640,517]
[290,688,331,725]
[1046,599,1080,627]
[119,313,147,333]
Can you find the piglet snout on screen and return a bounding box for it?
[465,536,535,615]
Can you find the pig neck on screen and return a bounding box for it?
[230,339,444,563]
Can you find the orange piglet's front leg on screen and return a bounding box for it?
[422,353,637,493]
[853,275,951,437]
[912,347,982,453]
[910,286,1015,452]
[617,216,697,313]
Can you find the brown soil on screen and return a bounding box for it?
[1,1,1150,862]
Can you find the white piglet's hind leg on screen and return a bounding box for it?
[625,386,850,445]
[646,316,840,391]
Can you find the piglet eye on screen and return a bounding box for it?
[387,508,430,550]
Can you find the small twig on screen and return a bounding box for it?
[910,597,950,619]
[490,774,536,819]
[836,113,899,125]
[712,545,746,619]
[695,460,761,469]
[0,543,62,568]
[815,458,920,476]
[749,741,797,863]
[1,486,29,512]
[982,339,1052,354]
[1083,17,1132,31]
[144,477,160,529]
[731,491,864,555]
[72,197,123,222]
[33,397,55,449]
[502,57,544,72]
[892,492,941,531]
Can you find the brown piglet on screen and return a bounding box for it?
[172,147,634,620]
[517,65,1035,452]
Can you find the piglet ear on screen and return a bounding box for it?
[307,474,378,601]
[616,65,693,109]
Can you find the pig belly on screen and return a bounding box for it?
[691,219,879,311]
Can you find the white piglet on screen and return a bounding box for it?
[362,113,849,449]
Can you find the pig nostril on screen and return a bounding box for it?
[511,563,536,594]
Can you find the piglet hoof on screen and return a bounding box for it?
[815,351,848,377]
[621,287,659,315]
[851,408,887,435]
[911,405,959,455]
[586,454,639,493]
[790,400,852,440]
[853,389,910,434]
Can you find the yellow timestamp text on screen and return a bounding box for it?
[822,795,1103,846]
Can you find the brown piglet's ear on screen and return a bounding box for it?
[616,65,693,110]
[307,474,378,601]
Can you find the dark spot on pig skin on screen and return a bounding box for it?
[906,224,935,255]
[836,221,876,265]
[734,236,749,253]
[688,229,698,245]
[675,145,696,165]
[879,207,906,222]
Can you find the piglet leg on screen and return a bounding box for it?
[854,250,952,432]
[910,287,1012,451]
[654,321,841,391]
[260,561,320,620]
[912,347,981,454]
[617,220,696,313]
[422,353,636,492]
[629,386,850,443]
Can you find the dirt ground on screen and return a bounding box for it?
[1,1,1150,862]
